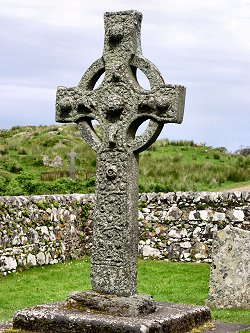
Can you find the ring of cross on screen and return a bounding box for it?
[77,55,165,153]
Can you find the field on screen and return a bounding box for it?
[0,124,249,196]
[0,259,249,333]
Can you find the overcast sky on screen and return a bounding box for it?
[0,0,249,152]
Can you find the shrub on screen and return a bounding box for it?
[213,153,221,160]
[227,168,248,182]
[11,126,22,130]
[172,153,183,163]
[0,176,9,195]
[236,156,250,169]
[215,147,227,153]
[85,176,96,188]
[0,145,8,155]
[42,136,61,147]
[153,183,174,192]
[3,159,23,173]
[17,147,27,155]
[235,147,250,156]
[33,158,44,167]
[5,172,41,196]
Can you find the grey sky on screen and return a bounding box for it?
[0,0,249,152]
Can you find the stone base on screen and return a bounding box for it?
[13,300,211,333]
[66,290,156,317]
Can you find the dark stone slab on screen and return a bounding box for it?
[13,301,210,333]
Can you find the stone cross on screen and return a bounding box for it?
[56,10,185,297]
[67,150,77,179]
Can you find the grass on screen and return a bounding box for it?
[0,125,249,195]
[139,141,250,192]
[0,260,91,322]
[0,259,249,332]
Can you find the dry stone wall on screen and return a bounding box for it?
[138,192,249,263]
[0,191,249,275]
[0,194,94,275]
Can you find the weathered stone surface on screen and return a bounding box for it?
[27,253,36,266]
[13,301,211,333]
[4,320,250,333]
[0,256,17,272]
[66,291,156,317]
[191,242,209,260]
[207,225,250,309]
[232,209,244,221]
[212,212,225,221]
[43,155,63,167]
[141,244,161,258]
[166,206,182,220]
[55,10,185,297]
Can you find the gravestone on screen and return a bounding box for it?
[67,150,77,179]
[12,10,211,333]
[207,225,250,309]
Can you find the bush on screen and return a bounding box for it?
[139,181,174,193]
[153,183,174,192]
[215,147,227,153]
[5,172,41,196]
[0,176,9,195]
[33,158,44,167]
[235,147,250,156]
[213,153,221,160]
[17,147,27,155]
[236,156,250,169]
[42,136,61,147]
[227,168,248,182]
[0,145,8,155]
[3,159,23,173]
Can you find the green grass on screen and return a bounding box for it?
[0,125,249,195]
[0,259,249,330]
[139,141,250,192]
[138,260,210,305]
[0,259,91,322]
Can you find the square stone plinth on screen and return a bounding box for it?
[13,301,211,333]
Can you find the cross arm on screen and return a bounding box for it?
[136,84,185,124]
[56,86,102,151]
[55,86,96,123]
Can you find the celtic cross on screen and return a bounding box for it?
[67,150,77,179]
[56,10,185,297]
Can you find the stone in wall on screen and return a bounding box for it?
[207,225,250,309]
[0,256,17,274]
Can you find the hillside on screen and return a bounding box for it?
[0,124,249,196]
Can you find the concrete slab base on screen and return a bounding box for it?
[13,301,211,333]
